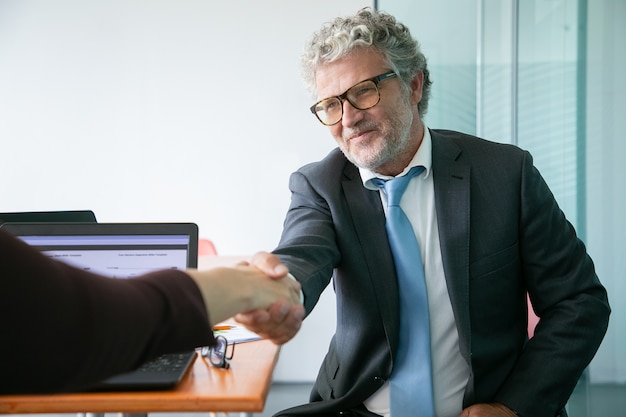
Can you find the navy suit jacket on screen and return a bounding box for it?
[273,129,609,417]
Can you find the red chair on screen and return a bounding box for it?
[198,238,217,256]
[527,294,540,338]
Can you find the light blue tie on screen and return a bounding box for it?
[373,166,435,417]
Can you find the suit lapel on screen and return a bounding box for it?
[336,133,473,365]
[341,163,400,352]
[431,130,472,363]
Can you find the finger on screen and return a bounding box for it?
[287,308,304,333]
[234,309,270,325]
[282,281,302,305]
[294,304,305,321]
[264,324,299,345]
[265,301,290,325]
[269,306,304,344]
[285,276,302,295]
[270,333,295,345]
[250,251,289,278]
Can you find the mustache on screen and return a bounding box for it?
[342,121,379,141]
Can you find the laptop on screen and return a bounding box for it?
[1,222,200,391]
[0,210,97,225]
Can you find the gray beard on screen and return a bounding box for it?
[339,114,414,173]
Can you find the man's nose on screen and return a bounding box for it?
[341,99,363,127]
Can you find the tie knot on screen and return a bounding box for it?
[373,165,425,207]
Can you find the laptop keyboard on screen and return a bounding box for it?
[137,352,195,373]
[91,350,197,390]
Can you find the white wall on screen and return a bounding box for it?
[0,0,371,382]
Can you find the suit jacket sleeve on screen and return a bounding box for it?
[0,228,213,394]
[489,149,610,416]
[432,130,610,417]
[273,149,399,414]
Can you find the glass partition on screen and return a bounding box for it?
[378,0,626,415]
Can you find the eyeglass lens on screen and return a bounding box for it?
[202,336,234,368]
[313,80,381,126]
[210,337,227,366]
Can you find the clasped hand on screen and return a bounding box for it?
[187,253,302,327]
[235,252,305,345]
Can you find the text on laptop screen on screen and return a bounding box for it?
[18,235,191,279]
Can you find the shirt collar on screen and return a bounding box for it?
[361,126,432,190]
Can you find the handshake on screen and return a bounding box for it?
[187,251,305,345]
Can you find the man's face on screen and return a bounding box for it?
[314,49,423,176]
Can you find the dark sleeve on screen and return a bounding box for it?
[273,164,345,316]
[494,151,610,416]
[0,229,213,394]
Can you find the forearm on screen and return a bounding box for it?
[0,230,212,393]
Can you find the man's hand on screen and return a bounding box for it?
[243,251,290,278]
[234,251,305,345]
[235,300,304,344]
[459,403,518,417]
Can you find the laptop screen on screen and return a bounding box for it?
[0,223,199,277]
[0,210,97,224]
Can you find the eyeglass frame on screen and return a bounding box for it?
[200,335,235,369]
[309,71,398,126]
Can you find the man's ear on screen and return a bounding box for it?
[410,71,424,106]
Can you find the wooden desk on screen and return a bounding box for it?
[0,340,280,414]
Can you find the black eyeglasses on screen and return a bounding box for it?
[310,71,398,126]
[201,335,235,369]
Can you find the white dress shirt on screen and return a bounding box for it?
[360,128,470,417]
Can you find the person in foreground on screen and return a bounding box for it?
[236,8,611,417]
[0,228,300,395]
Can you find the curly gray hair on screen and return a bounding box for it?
[301,8,432,116]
